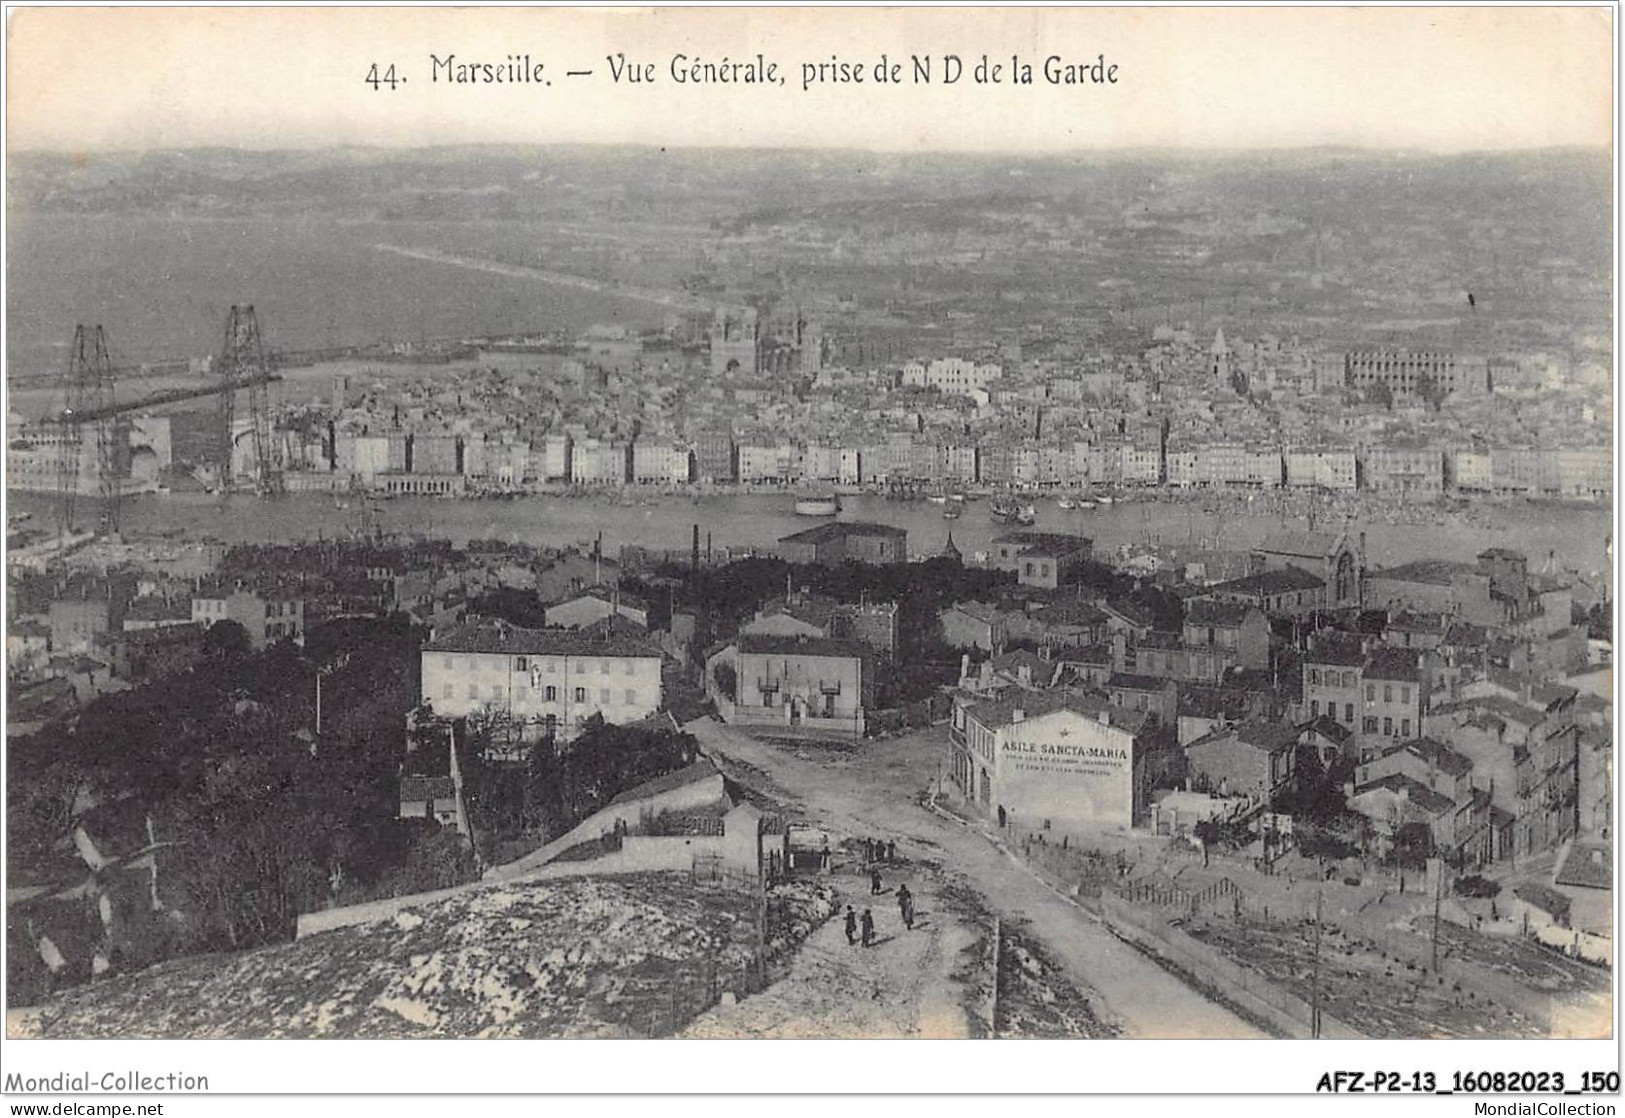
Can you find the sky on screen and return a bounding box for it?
[5,6,1615,154]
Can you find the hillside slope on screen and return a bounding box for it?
[10,874,831,1039]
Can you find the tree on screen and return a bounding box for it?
[1415,372,1448,412]
[202,619,250,660]
[712,661,737,701]
[1389,822,1434,870]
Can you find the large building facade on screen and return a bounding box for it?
[708,634,870,735]
[950,694,1144,831]
[1343,350,1489,398]
[421,621,664,742]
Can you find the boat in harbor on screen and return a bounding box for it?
[1057,496,1076,510]
[948,491,967,503]
[1015,504,1037,526]
[941,505,961,520]
[1096,494,1115,506]
[793,494,841,517]
[926,493,948,505]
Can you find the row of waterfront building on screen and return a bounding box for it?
[294,430,1608,498]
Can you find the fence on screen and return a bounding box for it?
[1098,893,1363,1039]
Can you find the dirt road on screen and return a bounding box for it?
[686,717,1266,1039]
[684,856,980,1038]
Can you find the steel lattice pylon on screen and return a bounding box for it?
[56,325,121,538]
[217,305,282,495]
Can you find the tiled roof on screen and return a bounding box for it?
[423,620,662,659]
[963,690,1078,729]
[1107,672,1168,693]
[1206,566,1326,595]
[400,775,456,800]
[736,633,868,660]
[993,531,1092,557]
[1299,715,1353,744]
[1512,882,1571,916]
[1354,773,1455,816]
[1185,600,1253,627]
[1033,600,1108,626]
[1234,719,1299,753]
[1402,737,1473,779]
[1556,841,1612,890]
[778,520,907,544]
[944,600,999,623]
[1364,647,1421,682]
[1304,634,1366,666]
[1180,686,1253,719]
[1369,559,1476,587]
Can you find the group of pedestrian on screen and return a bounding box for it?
[843,884,917,949]
[862,838,897,865]
[844,905,876,948]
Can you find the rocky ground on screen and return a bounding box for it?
[9,874,833,1039]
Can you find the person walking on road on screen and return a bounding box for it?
[844,906,857,946]
[860,908,875,948]
[897,884,914,931]
[886,840,896,863]
[870,869,882,895]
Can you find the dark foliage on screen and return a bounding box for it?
[7,616,425,991]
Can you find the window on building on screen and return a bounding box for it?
[1365,684,1375,702]
[1401,686,1411,704]
[1402,718,1411,737]
[1345,703,1353,724]
[1363,716,1378,733]
[1311,700,1320,717]
[1309,668,1320,685]
[545,686,557,702]
[1383,717,1393,736]
[574,687,586,703]
[624,688,636,705]
[1024,562,1034,577]
[1383,684,1393,703]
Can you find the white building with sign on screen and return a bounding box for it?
[949,692,1145,832]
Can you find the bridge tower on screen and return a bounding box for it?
[217,305,282,495]
[55,325,121,538]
